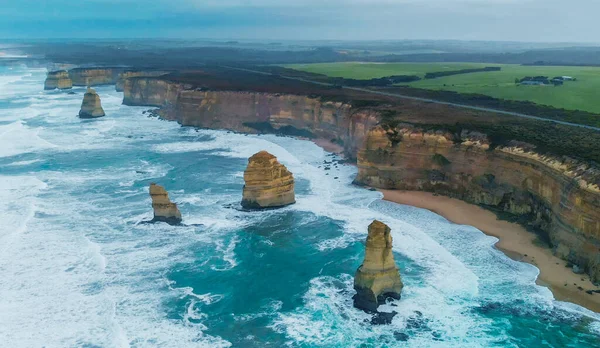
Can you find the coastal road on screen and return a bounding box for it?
[223,66,600,132]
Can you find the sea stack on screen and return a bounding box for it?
[149,183,182,225]
[78,87,105,118]
[44,70,73,90]
[241,151,295,209]
[354,220,403,316]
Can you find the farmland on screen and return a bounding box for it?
[284,62,600,113]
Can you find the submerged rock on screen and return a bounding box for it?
[78,87,105,118]
[44,70,73,90]
[149,183,182,225]
[241,151,295,209]
[354,220,403,314]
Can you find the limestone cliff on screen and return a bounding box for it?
[122,77,191,107]
[69,68,124,87]
[354,220,404,313]
[115,70,169,92]
[44,70,73,90]
[149,183,182,225]
[124,79,378,158]
[121,77,600,284]
[241,151,295,209]
[355,125,600,283]
[78,88,105,118]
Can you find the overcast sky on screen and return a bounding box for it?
[0,0,597,43]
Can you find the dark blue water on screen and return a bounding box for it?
[0,64,599,347]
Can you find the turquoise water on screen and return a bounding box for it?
[0,63,599,347]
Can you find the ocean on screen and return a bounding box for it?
[0,64,599,347]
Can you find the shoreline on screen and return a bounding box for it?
[379,189,600,313]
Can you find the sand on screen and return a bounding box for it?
[380,189,600,313]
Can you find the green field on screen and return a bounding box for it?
[284,62,600,114]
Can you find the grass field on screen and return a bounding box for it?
[284,62,600,113]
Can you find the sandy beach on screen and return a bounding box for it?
[380,189,600,313]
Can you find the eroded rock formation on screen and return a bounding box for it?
[69,67,123,87]
[44,70,73,90]
[149,183,182,225]
[241,151,295,209]
[78,88,105,118]
[354,220,403,315]
[116,70,169,92]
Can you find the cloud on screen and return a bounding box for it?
[0,0,598,42]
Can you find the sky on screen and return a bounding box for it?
[0,0,598,43]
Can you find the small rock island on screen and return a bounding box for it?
[241,151,295,209]
[354,220,403,323]
[78,87,105,118]
[149,183,182,225]
[44,70,73,90]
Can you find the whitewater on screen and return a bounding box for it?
[0,64,599,347]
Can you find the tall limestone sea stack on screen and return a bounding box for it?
[354,220,403,317]
[149,183,182,225]
[44,70,73,90]
[79,87,105,118]
[241,151,295,209]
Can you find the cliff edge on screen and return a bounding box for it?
[44,70,73,90]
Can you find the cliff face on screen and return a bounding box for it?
[242,151,295,209]
[355,126,600,283]
[122,78,191,107]
[115,71,169,92]
[122,77,600,283]
[69,68,123,86]
[149,183,182,225]
[120,80,379,157]
[79,88,105,118]
[354,220,403,313]
[44,70,73,90]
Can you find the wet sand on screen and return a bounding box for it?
[380,189,600,313]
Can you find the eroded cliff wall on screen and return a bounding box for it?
[122,78,600,283]
[355,126,600,282]
[122,78,191,107]
[69,68,124,86]
[116,71,169,92]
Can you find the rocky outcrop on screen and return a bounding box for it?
[78,88,105,118]
[354,220,403,315]
[115,70,169,92]
[149,183,182,225]
[69,68,124,86]
[241,151,295,209]
[44,70,73,90]
[355,125,600,283]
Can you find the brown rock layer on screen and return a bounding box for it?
[78,88,105,118]
[44,70,73,90]
[354,220,404,313]
[69,68,124,87]
[149,183,182,225]
[241,151,295,209]
[115,70,169,92]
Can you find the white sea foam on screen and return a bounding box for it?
[0,121,57,158]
